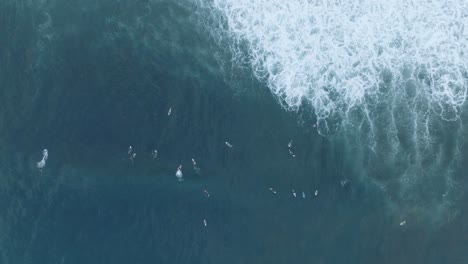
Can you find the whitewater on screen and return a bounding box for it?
[206,0,467,123]
[199,0,468,215]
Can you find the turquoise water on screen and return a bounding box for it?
[1,0,467,263]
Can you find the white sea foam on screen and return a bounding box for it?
[201,0,468,215]
[206,0,468,127]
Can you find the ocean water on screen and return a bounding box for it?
[1,0,468,263]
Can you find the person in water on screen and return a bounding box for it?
[175,164,183,181]
[288,140,296,157]
[192,158,201,175]
[37,149,48,171]
[128,146,132,155]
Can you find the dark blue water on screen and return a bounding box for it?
[1,0,468,263]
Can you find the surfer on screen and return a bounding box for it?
[225,141,233,148]
[288,139,296,158]
[302,191,306,199]
[203,190,210,197]
[152,149,158,159]
[287,140,296,157]
[42,149,48,161]
[292,189,297,198]
[168,107,172,116]
[314,189,318,196]
[36,149,48,170]
[175,164,183,181]
[192,158,201,175]
[340,179,349,187]
[128,146,132,155]
[269,187,277,194]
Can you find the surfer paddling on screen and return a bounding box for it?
[287,139,296,157]
[36,149,48,171]
[192,158,201,174]
[175,164,183,181]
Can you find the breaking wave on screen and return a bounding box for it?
[201,0,468,213]
[207,0,467,123]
